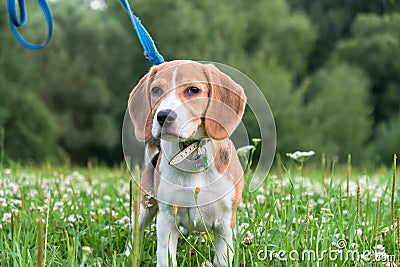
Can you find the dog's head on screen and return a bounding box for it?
[128,60,246,141]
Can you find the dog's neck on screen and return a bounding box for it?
[160,138,213,172]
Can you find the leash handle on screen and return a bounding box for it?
[6,0,53,50]
[119,0,165,65]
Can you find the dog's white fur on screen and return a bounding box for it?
[128,60,246,267]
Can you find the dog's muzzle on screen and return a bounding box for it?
[157,109,177,126]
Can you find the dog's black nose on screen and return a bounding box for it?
[157,109,177,126]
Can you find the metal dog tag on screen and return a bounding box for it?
[195,145,208,170]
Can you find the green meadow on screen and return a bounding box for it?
[1,155,399,266]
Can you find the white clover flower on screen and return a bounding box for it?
[116,216,130,225]
[125,242,132,257]
[111,210,118,219]
[238,223,249,234]
[67,215,76,223]
[286,151,315,162]
[53,201,64,211]
[103,225,114,231]
[98,209,105,215]
[355,228,362,236]
[77,215,84,222]
[381,227,389,234]
[4,168,12,175]
[201,260,213,267]
[256,194,266,204]
[2,213,11,223]
[237,145,255,156]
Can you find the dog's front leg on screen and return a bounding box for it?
[213,219,234,267]
[156,207,179,267]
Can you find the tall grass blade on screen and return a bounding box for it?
[0,127,4,176]
[346,154,351,196]
[132,165,141,267]
[391,154,397,224]
[36,213,44,267]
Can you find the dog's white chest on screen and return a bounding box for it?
[156,148,234,232]
[157,152,234,208]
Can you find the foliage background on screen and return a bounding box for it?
[0,0,399,166]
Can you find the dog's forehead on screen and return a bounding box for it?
[153,61,208,84]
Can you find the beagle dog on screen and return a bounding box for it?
[128,60,246,267]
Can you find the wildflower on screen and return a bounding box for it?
[237,145,255,156]
[124,242,132,257]
[117,216,130,225]
[67,215,76,223]
[381,227,389,235]
[173,205,178,215]
[0,197,7,208]
[2,213,11,224]
[286,151,315,162]
[201,261,213,267]
[256,194,265,204]
[243,235,253,246]
[111,209,118,219]
[98,209,106,215]
[252,138,261,146]
[238,223,249,234]
[11,199,22,208]
[4,168,12,175]
[53,201,64,212]
[355,228,362,236]
[103,225,114,231]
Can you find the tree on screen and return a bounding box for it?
[27,1,128,163]
[287,0,386,71]
[371,112,400,164]
[334,13,400,123]
[0,4,64,163]
[305,64,372,161]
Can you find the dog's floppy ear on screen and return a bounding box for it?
[128,68,156,141]
[204,64,246,140]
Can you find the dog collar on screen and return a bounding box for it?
[169,139,210,170]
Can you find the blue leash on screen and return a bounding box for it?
[6,0,53,50]
[119,0,165,65]
[6,0,164,65]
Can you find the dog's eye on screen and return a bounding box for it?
[185,86,200,96]
[151,87,163,96]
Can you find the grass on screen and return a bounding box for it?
[0,158,399,266]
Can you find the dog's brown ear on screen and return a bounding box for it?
[204,64,246,140]
[128,68,156,141]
